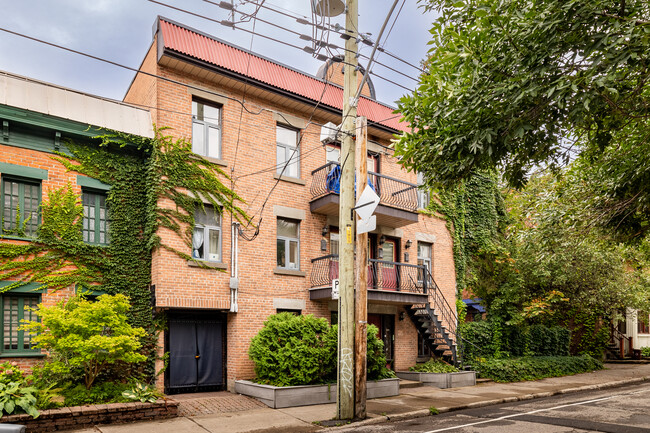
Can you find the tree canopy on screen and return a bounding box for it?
[397,1,650,219]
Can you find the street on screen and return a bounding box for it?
[336,382,650,433]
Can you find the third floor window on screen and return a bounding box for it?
[276,125,300,178]
[192,100,221,159]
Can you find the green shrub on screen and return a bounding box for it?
[61,382,131,406]
[473,355,603,382]
[0,381,39,419]
[122,382,162,403]
[409,359,459,373]
[21,294,147,390]
[642,347,650,357]
[249,313,394,386]
[0,362,27,386]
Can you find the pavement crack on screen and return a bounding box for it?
[186,416,213,432]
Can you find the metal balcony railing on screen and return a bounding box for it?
[310,162,419,212]
[310,254,427,294]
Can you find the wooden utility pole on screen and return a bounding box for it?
[354,116,368,419]
[336,0,358,421]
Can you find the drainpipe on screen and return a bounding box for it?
[229,222,240,313]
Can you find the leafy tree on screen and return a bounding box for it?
[397,0,650,235]
[21,294,146,389]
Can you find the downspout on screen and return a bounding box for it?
[229,222,240,312]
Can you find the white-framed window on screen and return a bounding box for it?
[417,241,432,283]
[192,99,222,159]
[276,125,300,178]
[192,205,222,262]
[417,172,430,209]
[277,218,299,269]
[326,144,340,164]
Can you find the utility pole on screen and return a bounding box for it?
[337,0,358,421]
[354,116,368,419]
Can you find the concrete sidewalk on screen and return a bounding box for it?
[71,363,650,433]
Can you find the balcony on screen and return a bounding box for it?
[309,254,429,305]
[310,162,419,228]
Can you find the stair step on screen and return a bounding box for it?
[399,379,423,389]
[476,378,493,385]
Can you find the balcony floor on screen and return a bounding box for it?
[310,193,418,228]
[309,286,428,305]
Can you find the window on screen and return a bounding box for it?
[1,177,40,237]
[276,125,299,178]
[276,308,301,315]
[2,295,39,354]
[326,145,340,164]
[82,190,109,245]
[417,242,432,283]
[417,172,430,209]
[192,205,222,262]
[277,218,299,269]
[639,314,650,334]
[192,100,221,158]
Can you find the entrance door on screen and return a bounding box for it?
[368,313,395,368]
[168,312,225,393]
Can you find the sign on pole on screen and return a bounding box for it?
[357,214,376,235]
[332,278,340,300]
[354,185,380,222]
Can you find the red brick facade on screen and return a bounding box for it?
[124,22,457,391]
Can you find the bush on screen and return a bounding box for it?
[409,359,459,373]
[60,382,131,407]
[21,294,147,389]
[528,325,570,356]
[248,313,394,386]
[642,347,650,357]
[473,355,603,382]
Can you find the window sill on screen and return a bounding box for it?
[187,260,228,270]
[274,268,306,277]
[273,174,306,185]
[0,352,45,358]
[203,156,228,167]
[0,235,35,242]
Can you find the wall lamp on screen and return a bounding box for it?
[405,239,412,249]
[322,226,329,237]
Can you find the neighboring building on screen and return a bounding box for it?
[124,17,459,393]
[0,71,153,369]
[609,309,650,358]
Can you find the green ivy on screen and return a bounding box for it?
[0,127,249,378]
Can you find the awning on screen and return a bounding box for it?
[463,298,486,313]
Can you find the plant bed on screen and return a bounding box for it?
[1,400,178,433]
[235,378,400,409]
[396,371,476,388]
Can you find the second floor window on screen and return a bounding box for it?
[276,125,299,178]
[1,177,40,238]
[277,218,299,269]
[417,242,432,282]
[82,190,109,245]
[193,205,222,262]
[417,172,430,209]
[192,100,221,159]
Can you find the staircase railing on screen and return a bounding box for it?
[611,327,633,358]
[424,268,458,339]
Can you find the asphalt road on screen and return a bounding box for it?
[336,382,650,433]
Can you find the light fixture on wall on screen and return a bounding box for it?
[322,226,329,237]
[405,239,412,249]
[399,312,406,321]
[379,234,386,245]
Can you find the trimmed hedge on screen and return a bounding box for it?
[461,321,570,360]
[409,358,459,373]
[473,355,603,382]
[248,313,394,386]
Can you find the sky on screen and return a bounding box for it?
[0,0,435,107]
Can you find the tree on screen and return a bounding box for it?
[21,294,146,389]
[397,0,650,233]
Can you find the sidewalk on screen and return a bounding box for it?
[70,362,650,433]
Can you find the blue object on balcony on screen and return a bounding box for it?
[325,165,376,194]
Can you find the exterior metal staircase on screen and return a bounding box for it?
[405,269,459,365]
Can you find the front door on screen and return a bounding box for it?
[368,313,395,369]
[167,311,225,393]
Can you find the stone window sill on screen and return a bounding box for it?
[0,352,45,358]
[187,260,228,270]
[274,268,306,277]
[203,156,228,167]
[273,174,306,185]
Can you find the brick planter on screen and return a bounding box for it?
[396,370,476,388]
[1,400,178,432]
[235,378,400,409]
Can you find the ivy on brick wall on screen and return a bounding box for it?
[0,127,249,376]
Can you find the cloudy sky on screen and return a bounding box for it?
[0,0,435,107]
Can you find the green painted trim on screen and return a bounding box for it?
[0,281,46,293]
[0,104,102,139]
[76,284,106,297]
[77,175,111,191]
[0,352,44,358]
[0,162,48,180]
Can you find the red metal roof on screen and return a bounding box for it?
[158,18,407,132]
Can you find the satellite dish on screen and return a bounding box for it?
[312,0,345,17]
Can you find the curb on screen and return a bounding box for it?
[327,375,649,431]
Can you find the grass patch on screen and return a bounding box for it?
[471,355,603,382]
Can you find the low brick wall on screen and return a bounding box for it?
[1,400,178,432]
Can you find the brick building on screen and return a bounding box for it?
[0,70,153,370]
[124,17,458,393]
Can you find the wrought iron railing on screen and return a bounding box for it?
[310,162,419,212]
[310,254,427,294]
